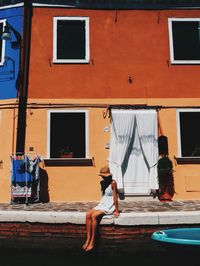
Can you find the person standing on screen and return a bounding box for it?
[82,165,119,252]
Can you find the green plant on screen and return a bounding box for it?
[157,155,175,200]
[157,156,173,177]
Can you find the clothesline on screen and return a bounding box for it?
[11,154,45,167]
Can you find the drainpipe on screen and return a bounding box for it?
[16,1,32,154]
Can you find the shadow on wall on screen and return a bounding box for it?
[39,168,49,203]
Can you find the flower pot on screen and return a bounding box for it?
[61,152,73,158]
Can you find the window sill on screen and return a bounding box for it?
[44,158,94,167]
[174,156,200,164]
[53,59,90,64]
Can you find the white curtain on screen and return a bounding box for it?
[136,111,159,190]
[109,111,136,192]
[109,109,159,194]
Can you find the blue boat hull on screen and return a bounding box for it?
[151,228,200,250]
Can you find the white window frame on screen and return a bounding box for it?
[47,110,89,159]
[168,18,200,64]
[53,16,90,64]
[0,19,6,66]
[177,109,200,158]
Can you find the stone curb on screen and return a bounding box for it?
[0,210,200,225]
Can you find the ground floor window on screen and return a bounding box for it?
[177,109,200,157]
[47,110,88,159]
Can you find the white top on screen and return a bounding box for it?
[94,184,115,215]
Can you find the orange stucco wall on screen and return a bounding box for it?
[29,8,200,99]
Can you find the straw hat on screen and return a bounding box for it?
[98,165,112,177]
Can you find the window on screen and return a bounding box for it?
[177,109,200,157]
[168,18,200,64]
[47,110,89,159]
[0,20,6,66]
[53,17,89,63]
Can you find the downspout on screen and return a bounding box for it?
[16,1,32,153]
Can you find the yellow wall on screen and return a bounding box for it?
[1,98,200,202]
[25,101,111,201]
[150,98,200,200]
[0,100,18,202]
[22,98,200,201]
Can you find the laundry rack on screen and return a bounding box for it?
[10,154,43,205]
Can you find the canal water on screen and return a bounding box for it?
[0,248,198,266]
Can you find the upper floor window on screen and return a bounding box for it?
[53,17,89,63]
[47,110,89,159]
[168,18,200,64]
[177,109,200,157]
[0,20,6,66]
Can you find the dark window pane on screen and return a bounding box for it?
[50,112,86,158]
[180,112,200,157]
[57,20,86,60]
[172,21,200,60]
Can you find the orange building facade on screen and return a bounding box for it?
[1,1,200,203]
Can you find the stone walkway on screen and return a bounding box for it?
[1,199,200,213]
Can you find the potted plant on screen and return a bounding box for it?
[60,146,73,158]
[157,155,174,201]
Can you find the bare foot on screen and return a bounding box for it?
[82,241,89,250]
[85,243,94,252]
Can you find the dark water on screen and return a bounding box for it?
[0,248,198,266]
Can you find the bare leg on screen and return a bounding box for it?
[85,210,105,252]
[82,209,95,250]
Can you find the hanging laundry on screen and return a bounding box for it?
[10,155,43,204]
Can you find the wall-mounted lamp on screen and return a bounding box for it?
[2,24,11,40]
[1,22,21,49]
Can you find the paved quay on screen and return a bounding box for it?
[0,200,200,225]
